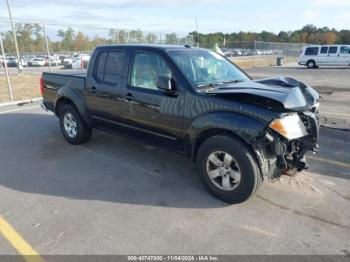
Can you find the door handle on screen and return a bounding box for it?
[126,93,133,102]
[91,86,97,93]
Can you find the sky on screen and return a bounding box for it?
[0,0,349,35]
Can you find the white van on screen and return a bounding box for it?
[298,45,350,68]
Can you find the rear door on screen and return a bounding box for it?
[317,46,329,64]
[85,48,127,126]
[339,46,350,65]
[327,46,339,65]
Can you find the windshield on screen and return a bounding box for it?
[167,49,249,88]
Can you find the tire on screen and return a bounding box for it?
[306,60,316,69]
[196,135,262,204]
[59,104,92,145]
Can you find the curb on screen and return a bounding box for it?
[0,98,42,108]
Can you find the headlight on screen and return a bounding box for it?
[269,114,308,140]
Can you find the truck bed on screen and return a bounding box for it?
[41,71,87,113]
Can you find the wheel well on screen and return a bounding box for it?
[55,97,74,116]
[307,59,316,65]
[192,128,250,162]
[192,128,266,182]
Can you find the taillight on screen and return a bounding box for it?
[40,78,44,96]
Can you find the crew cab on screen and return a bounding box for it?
[41,44,320,204]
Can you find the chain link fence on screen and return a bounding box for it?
[0,19,306,104]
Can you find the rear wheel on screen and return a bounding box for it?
[307,60,316,69]
[59,104,92,145]
[196,135,262,204]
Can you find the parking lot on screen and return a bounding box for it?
[0,65,349,257]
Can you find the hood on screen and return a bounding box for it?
[203,77,319,111]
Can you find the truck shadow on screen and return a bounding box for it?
[0,112,229,208]
[0,112,349,209]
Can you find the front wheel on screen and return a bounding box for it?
[59,104,92,145]
[196,135,262,204]
[306,60,316,69]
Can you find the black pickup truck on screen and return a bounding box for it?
[41,44,320,204]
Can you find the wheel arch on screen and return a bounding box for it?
[54,96,91,127]
[306,59,316,67]
[55,96,74,116]
[191,128,250,162]
[186,111,267,161]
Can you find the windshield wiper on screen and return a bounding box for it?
[197,80,245,90]
[222,79,245,84]
[197,82,222,90]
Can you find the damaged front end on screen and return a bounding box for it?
[204,76,321,181]
[256,111,319,180]
[253,78,320,181]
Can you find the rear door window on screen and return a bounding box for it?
[94,51,125,84]
[320,46,328,54]
[104,52,125,84]
[305,47,319,56]
[95,52,107,81]
[328,46,338,54]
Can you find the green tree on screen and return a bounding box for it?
[278,31,289,42]
[15,23,34,52]
[165,33,178,45]
[32,23,45,52]
[338,30,350,44]
[129,29,144,43]
[145,33,157,43]
[74,32,90,51]
[57,27,74,51]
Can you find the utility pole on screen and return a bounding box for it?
[43,24,51,72]
[195,18,199,48]
[6,0,21,74]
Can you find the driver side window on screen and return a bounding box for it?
[129,52,172,90]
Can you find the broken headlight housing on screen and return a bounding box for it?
[269,114,308,140]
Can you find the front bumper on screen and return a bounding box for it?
[40,102,49,112]
[256,110,320,181]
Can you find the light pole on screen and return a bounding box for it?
[6,0,21,74]
[195,18,199,48]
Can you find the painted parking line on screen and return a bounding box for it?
[0,105,40,115]
[0,216,45,262]
[307,155,350,169]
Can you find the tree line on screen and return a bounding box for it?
[1,23,349,54]
[194,25,350,48]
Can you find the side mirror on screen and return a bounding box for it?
[156,76,176,94]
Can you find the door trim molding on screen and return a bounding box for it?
[91,115,177,141]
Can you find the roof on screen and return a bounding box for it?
[95,44,201,51]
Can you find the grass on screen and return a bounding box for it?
[0,74,41,103]
[231,56,297,68]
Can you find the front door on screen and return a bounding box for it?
[317,46,329,64]
[121,51,184,150]
[339,46,350,65]
[327,46,339,65]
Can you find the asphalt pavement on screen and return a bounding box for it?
[0,103,349,256]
